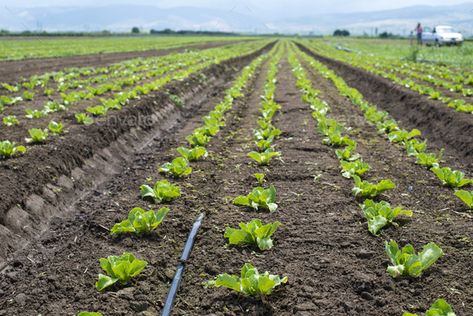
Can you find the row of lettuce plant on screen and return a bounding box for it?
[0,41,268,127]
[0,40,269,110]
[76,47,273,315]
[0,42,269,160]
[205,45,288,297]
[288,46,454,316]
[297,45,473,211]
[302,40,473,114]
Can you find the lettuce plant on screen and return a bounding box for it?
[254,173,265,184]
[176,146,207,161]
[432,167,472,188]
[26,128,48,143]
[224,219,281,250]
[233,185,278,212]
[43,101,66,113]
[0,140,26,159]
[2,115,19,127]
[159,157,192,177]
[352,175,396,197]
[255,138,274,151]
[86,105,108,116]
[248,150,280,166]
[186,130,211,147]
[25,109,45,119]
[48,121,64,135]
[385,240,444,278]
[95,252,148,291]
[403,299,455,316]
[376,119,399,134]
[77,312,103,316]
[340,159,370,178]
[205,262,287,297]
[75,113,94,125]
[335,145,360,161]
[415,152,442,169]
[111,207,169,235]
[405,139,427,157]
[322,130,355,147]
[388,129,421,144]
[254,126,281,141]
[140,179,181,203]
[361,200,413,235]
[1,83,19,92]
[454,190,473,209]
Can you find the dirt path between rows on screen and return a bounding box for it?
[0,40,246,83]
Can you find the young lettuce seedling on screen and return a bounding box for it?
[255,137,275,152]
[25,128,48,143]
[385,240,444,278]
[340,159,370,179]
[176,146,208,161]
[25,109,46,119]
[233,185,278,212]
[140,179,181,203]
[352,175,396,198]
[361,200,413,235]
[48,121,64,135]
[186,130,211,147]
[248,150,281,166]
[454,190,473,209]
[335,144,360,161]
[86,105,108,117]
[405,139,428,157]
[2,115,19,127]
[254,126,281,141]
[432,167,472,188]
[388,129,421,144]
[402,298,456,316]
[415,152,442,169]
[77,312,103,316]
[159,157,192,178]
[111,207,169,235]
[95,252,148,291]
[75,113,94,126]
[254,173,266,184]
[205,262,287,297]
[224,219,281,250]
[0,140,26,159]
[376,119,399,134]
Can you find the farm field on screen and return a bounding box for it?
[0,36,253,60]
[0,37,472,316]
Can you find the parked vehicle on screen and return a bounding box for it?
[422,25,464,46]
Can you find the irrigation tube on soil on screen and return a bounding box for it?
[161,213,205,316]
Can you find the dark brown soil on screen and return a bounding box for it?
[296,43,473,168]
[0,44,472,316]
[0,40,246,83]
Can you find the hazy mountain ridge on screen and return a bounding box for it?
[1,3,472,35]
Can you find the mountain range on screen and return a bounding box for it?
[1,3,472,36]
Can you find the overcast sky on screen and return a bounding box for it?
[2,0,472,16]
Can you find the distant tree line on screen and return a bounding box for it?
[333,29,350,37]
[149,28,237,36]
[0,30,114,37]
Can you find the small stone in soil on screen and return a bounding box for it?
[14,293,27,306]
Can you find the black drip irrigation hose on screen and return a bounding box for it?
[161,213,205,316]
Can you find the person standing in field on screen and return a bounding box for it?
[415,22,423,45]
